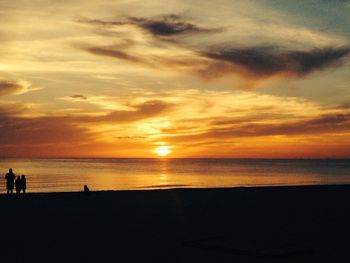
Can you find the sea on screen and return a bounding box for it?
[0,158,349,193]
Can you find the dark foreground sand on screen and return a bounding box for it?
[0,185,349,262]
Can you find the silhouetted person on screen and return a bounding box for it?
[15,176,21,195]
[84,185,90,194]
[5,168,16,194]
[21,175,26,194]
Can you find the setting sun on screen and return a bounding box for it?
[155,146,172,157]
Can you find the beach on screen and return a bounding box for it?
[0,185,349,262]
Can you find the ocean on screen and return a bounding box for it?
[0,158,349,193]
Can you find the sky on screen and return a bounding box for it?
[0,0,350,158]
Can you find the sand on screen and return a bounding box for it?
[0,185,349,262]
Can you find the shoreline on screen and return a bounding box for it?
[1,157,350,160]
[1,183,349,196]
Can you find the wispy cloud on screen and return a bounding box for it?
[0,79,31,96]
[77,12,350,86]
[77,99,172,123]
[82,45,151,65]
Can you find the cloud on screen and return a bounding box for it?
[0,108,103,157]
[80,40,350,86]
[201,46,350,78]
[1,87,349,157]
[59,95,172,121]
[76,13,349,85]
[76,18,125,26]
[80,43,205,72]
[82,45,150,65]
[164,113,350,143]
[0,102,29,115]
[70,94,87,100]
[0,111,93,146]
[77,14,222,39]
[0,79,31,96]
[333,101,350,109]
[114,135,147,139]
[79,100,172,123]
[0,99,171,141]
[127,14,222,38]
[0,99,171,156]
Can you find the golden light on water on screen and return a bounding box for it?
[154,146,172,157]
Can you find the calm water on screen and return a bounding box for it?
[0,158,349,193]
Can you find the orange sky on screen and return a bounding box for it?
[0,0,350,158]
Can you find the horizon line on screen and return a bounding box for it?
[0,157,349,160]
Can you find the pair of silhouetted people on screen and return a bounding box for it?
[15,175,26,194]
[5,169,26,195]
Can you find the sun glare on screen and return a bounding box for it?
[155,146,172,157]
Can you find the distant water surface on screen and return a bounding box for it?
[0,158,349,193]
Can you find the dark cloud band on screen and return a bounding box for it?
[77,14,222,38]
[70,94,87,100]
[202,46,350,77]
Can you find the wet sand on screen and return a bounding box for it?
[0,185,349,262]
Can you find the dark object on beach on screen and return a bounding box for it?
[4,168,16,194]
[21,175,26,194]
[84,185,90,194]
[15,176,21,195]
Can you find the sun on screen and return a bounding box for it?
[154,146,172,157]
